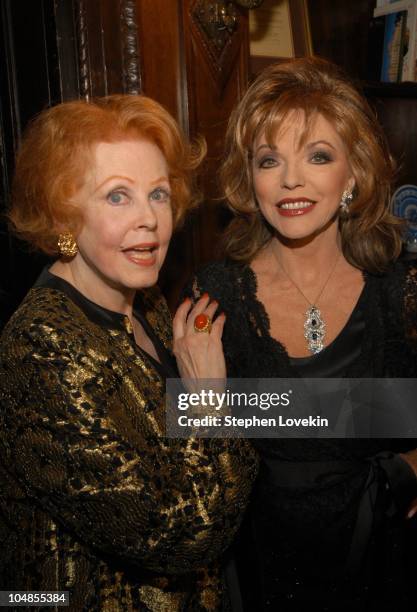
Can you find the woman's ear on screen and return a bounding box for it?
[347,177,356,194]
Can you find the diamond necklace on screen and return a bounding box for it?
[275,251,342,354]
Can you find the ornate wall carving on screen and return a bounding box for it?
[74,0,90,100]
[120,0,141,94]
[190,0,245,89]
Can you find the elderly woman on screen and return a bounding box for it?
[0,95,257,611]
[185,58,417,610]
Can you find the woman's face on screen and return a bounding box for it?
[73,139,173,296]
[251,112,354,242]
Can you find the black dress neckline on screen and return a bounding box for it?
[242,263,375,378]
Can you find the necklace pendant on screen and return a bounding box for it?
[304,306,325,354]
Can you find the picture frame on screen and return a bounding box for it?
[249,0,313,75]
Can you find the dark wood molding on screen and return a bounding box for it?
[74,0,91,100]
[120,0,141,94]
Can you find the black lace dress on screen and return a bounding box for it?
[185,259,417,611]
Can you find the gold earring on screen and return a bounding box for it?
[57,232,78,257]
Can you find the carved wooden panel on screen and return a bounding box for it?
[182,1,249,262]
[120,0,141,94]
[134,0,183,122]
[72,0,142,99]
[190,0,244,90]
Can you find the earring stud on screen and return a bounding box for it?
[57,232,78,257]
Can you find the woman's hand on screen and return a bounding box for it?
[173,293,226,383]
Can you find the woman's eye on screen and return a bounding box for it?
[258,157,278,169]
[150,187,171,202]
[310,151,332,164]
[107,191,130,205]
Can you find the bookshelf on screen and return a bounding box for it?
[307,0,417,187]
[363,81,417,96]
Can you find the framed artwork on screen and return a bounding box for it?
[249,0,313,75]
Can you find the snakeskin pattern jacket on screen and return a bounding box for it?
[0,269,258,611]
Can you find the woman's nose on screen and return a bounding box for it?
[280,161,305,189]
[134,198,158,230]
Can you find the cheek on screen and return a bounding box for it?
[319,166,351,194]
[78,215,125,251]
[159,208,173,243]
[253,173,276,203]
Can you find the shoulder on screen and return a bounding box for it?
[0,286,93,359]
[367,259,417,334]
[397,258,417,315]
[400,257,417,289]
[195,258,243,282]
[187,259,249,304]
[373,258,417,295]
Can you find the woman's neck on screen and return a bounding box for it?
[50,258,136,319]
[262,231,345,287]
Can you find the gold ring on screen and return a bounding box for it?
[193,313,212,333]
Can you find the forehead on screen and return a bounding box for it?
[254,110,345,150]
[80,139,168,187]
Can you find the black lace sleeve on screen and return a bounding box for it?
[181,261,261,378]
[402,261,417,354]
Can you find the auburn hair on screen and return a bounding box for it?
[221,56,401,273]
[10,94,204,255]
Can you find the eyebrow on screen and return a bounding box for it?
[150,176,170,186]
[94,174,170,193]
[306,140,336,151]
[254,139,337,155]
[94,175,135,193]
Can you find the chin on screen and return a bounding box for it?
[132,270,161,290]
[275,227,317,242]
[135,278,159,290]
[274,219,337,243]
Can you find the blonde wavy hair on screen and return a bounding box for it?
[221,56,402,273]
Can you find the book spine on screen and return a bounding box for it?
[401,5,416,79]
[380,11,408,82]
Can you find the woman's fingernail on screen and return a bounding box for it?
[201,292,210,299]
[183,297,191,303]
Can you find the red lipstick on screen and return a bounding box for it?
[276,197,316,217]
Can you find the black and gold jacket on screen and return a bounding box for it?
[0,270,258,611]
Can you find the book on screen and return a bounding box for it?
[368,15,387,81]
[374,0,417,81]
[380,11,408,82]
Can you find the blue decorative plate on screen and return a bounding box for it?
[391,184,417,252]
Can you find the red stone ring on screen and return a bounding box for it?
[193,313,212,333]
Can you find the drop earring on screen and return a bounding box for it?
[340,190,353,214]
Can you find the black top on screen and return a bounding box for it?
[184,259,417,611]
